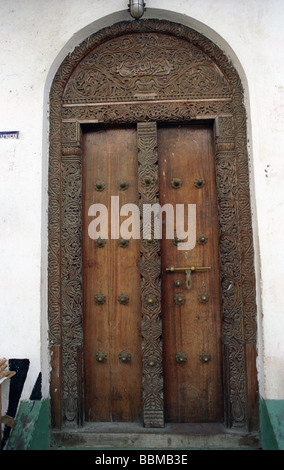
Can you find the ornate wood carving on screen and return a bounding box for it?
[138,122,163,428]
[62,32,231,104]
[48,19,257,430]
[60,120,83,425]
[61,147,83,425]
[62,100,233,124]
[215,116,247,427]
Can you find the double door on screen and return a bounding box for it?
[82,121,223,424]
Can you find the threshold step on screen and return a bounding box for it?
[51,422,261,450]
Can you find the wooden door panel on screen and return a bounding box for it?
[83,122,223,424]
[83,125,142,422]
[158,122,223,423]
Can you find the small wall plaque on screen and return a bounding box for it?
[0,131,19,139]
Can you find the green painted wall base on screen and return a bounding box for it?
[5,399,50,450]
[4,397,284,450]
[260,397,284,450]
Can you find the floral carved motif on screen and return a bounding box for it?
[138,122,164,428]
[63,33,232,104]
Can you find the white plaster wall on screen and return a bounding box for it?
[0,0,283,402]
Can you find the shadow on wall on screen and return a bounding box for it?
[1,359,42,450]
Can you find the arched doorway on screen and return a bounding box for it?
[48,19,258,435]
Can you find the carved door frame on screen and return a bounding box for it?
[48,19,258,431]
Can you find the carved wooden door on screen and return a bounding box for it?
[83,125,142,422]
[82,121,223,424]
[158,122,223,422]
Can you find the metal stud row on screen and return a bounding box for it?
[173,292,210,304]
[94,180,130,191]
[94,293,129,305]
[95,237,130,248]
[95,176,205,192]
[175,351,211,364]
[96,350,132,364]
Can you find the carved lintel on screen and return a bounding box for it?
[62,32,232,104]
[62,101,233,124]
